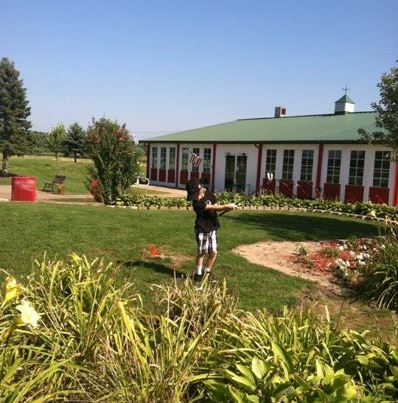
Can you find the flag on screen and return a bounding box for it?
[189,152,203,166]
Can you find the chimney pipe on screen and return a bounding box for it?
[274,106,287,118]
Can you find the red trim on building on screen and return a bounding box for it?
[146,143,150,180]
[211,144,217,192]
[255,144,263,194]
[297,181,313,199]
[175,143,180,188]
[180,170,188,185]
[344,185,364,203]
[201,172,211,187]
[279,180,294,198]
[315,143,324,193]
[323,183,341,200]
[167,169,175,183]
[369,187,389,204]
[394,161,398,206]
[262,178,276,194]
[158,169,166,182]
[150,168,158,181]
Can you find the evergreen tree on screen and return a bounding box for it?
[47,124,66,160]
[64,122,86,162]
[29,131,51,155]
[359,60,398,158]
[0,58,31,176]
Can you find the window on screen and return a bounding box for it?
[160,147,167,170]
[192,147,200,173]
[348,150,365,185]
[326,150,341,184]
[203,148,211,173]
[181,148,189,170]
[282,150,294,180]
[373,151,390,187]
[169,147,176,170]
[151,147,158,168]
[300,150,314,181]
[264,149,277,178]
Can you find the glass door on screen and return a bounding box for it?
[236,155,247,192]
[224,155,235,191]
[224,155,247,192]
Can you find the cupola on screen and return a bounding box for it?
[334,94,355,114]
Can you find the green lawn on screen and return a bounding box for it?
[0,156,92,194]
[0,156,148,195]
[0,203,382,313]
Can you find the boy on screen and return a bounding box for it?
[186,178,236,279]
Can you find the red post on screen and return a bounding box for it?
[175,143,180,188]
[211,144,217,192]
[315,144,324,195]
[255,144,263,194]
[146,143,150,180]
[393,161,398,206]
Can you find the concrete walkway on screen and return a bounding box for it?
[0,184,186,203]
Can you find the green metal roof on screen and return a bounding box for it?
[335,94,355,104]
[141,112,377,144]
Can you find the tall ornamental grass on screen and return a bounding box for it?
[1,254,397,402]
[362,236,398,310]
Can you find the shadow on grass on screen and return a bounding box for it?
[224,212,382,241]
[122,259,187,278]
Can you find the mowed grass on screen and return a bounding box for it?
[0,202,383,314]
[0,155,148,195]
[0,156,92,194]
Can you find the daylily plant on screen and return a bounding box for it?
[16,299,41,329]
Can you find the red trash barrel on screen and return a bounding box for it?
[11,176,37,202]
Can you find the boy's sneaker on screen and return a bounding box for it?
[204,271,215,280]
[193,272,203,282]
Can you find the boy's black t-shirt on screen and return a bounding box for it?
[192,191,220,232]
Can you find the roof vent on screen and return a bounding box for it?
[274,106,287,118]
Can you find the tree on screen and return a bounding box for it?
[29,131,52,155]
[64,122,86,162]
[47,124,66,160]
[0,58,31,176]
[359,60,398,158]
[86,118,143,204]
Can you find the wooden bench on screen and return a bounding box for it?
[43,175,66,193]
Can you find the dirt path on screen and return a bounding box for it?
[233,241,340,291]
[232,240,398,344]
[0,184,186,203]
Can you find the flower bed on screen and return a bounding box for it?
[115,191,398,223]
[292,238,379,288]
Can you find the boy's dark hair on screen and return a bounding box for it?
[186,178,202,201]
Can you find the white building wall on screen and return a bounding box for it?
[148,142,397,205]
[321,144,395,204]
[261,145,319,197]
[149,143,217,186]
[148,143,174,171]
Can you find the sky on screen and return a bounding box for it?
[1,0,397,140]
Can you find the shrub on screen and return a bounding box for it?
[114,191,398,222]
[86,118,143,204]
